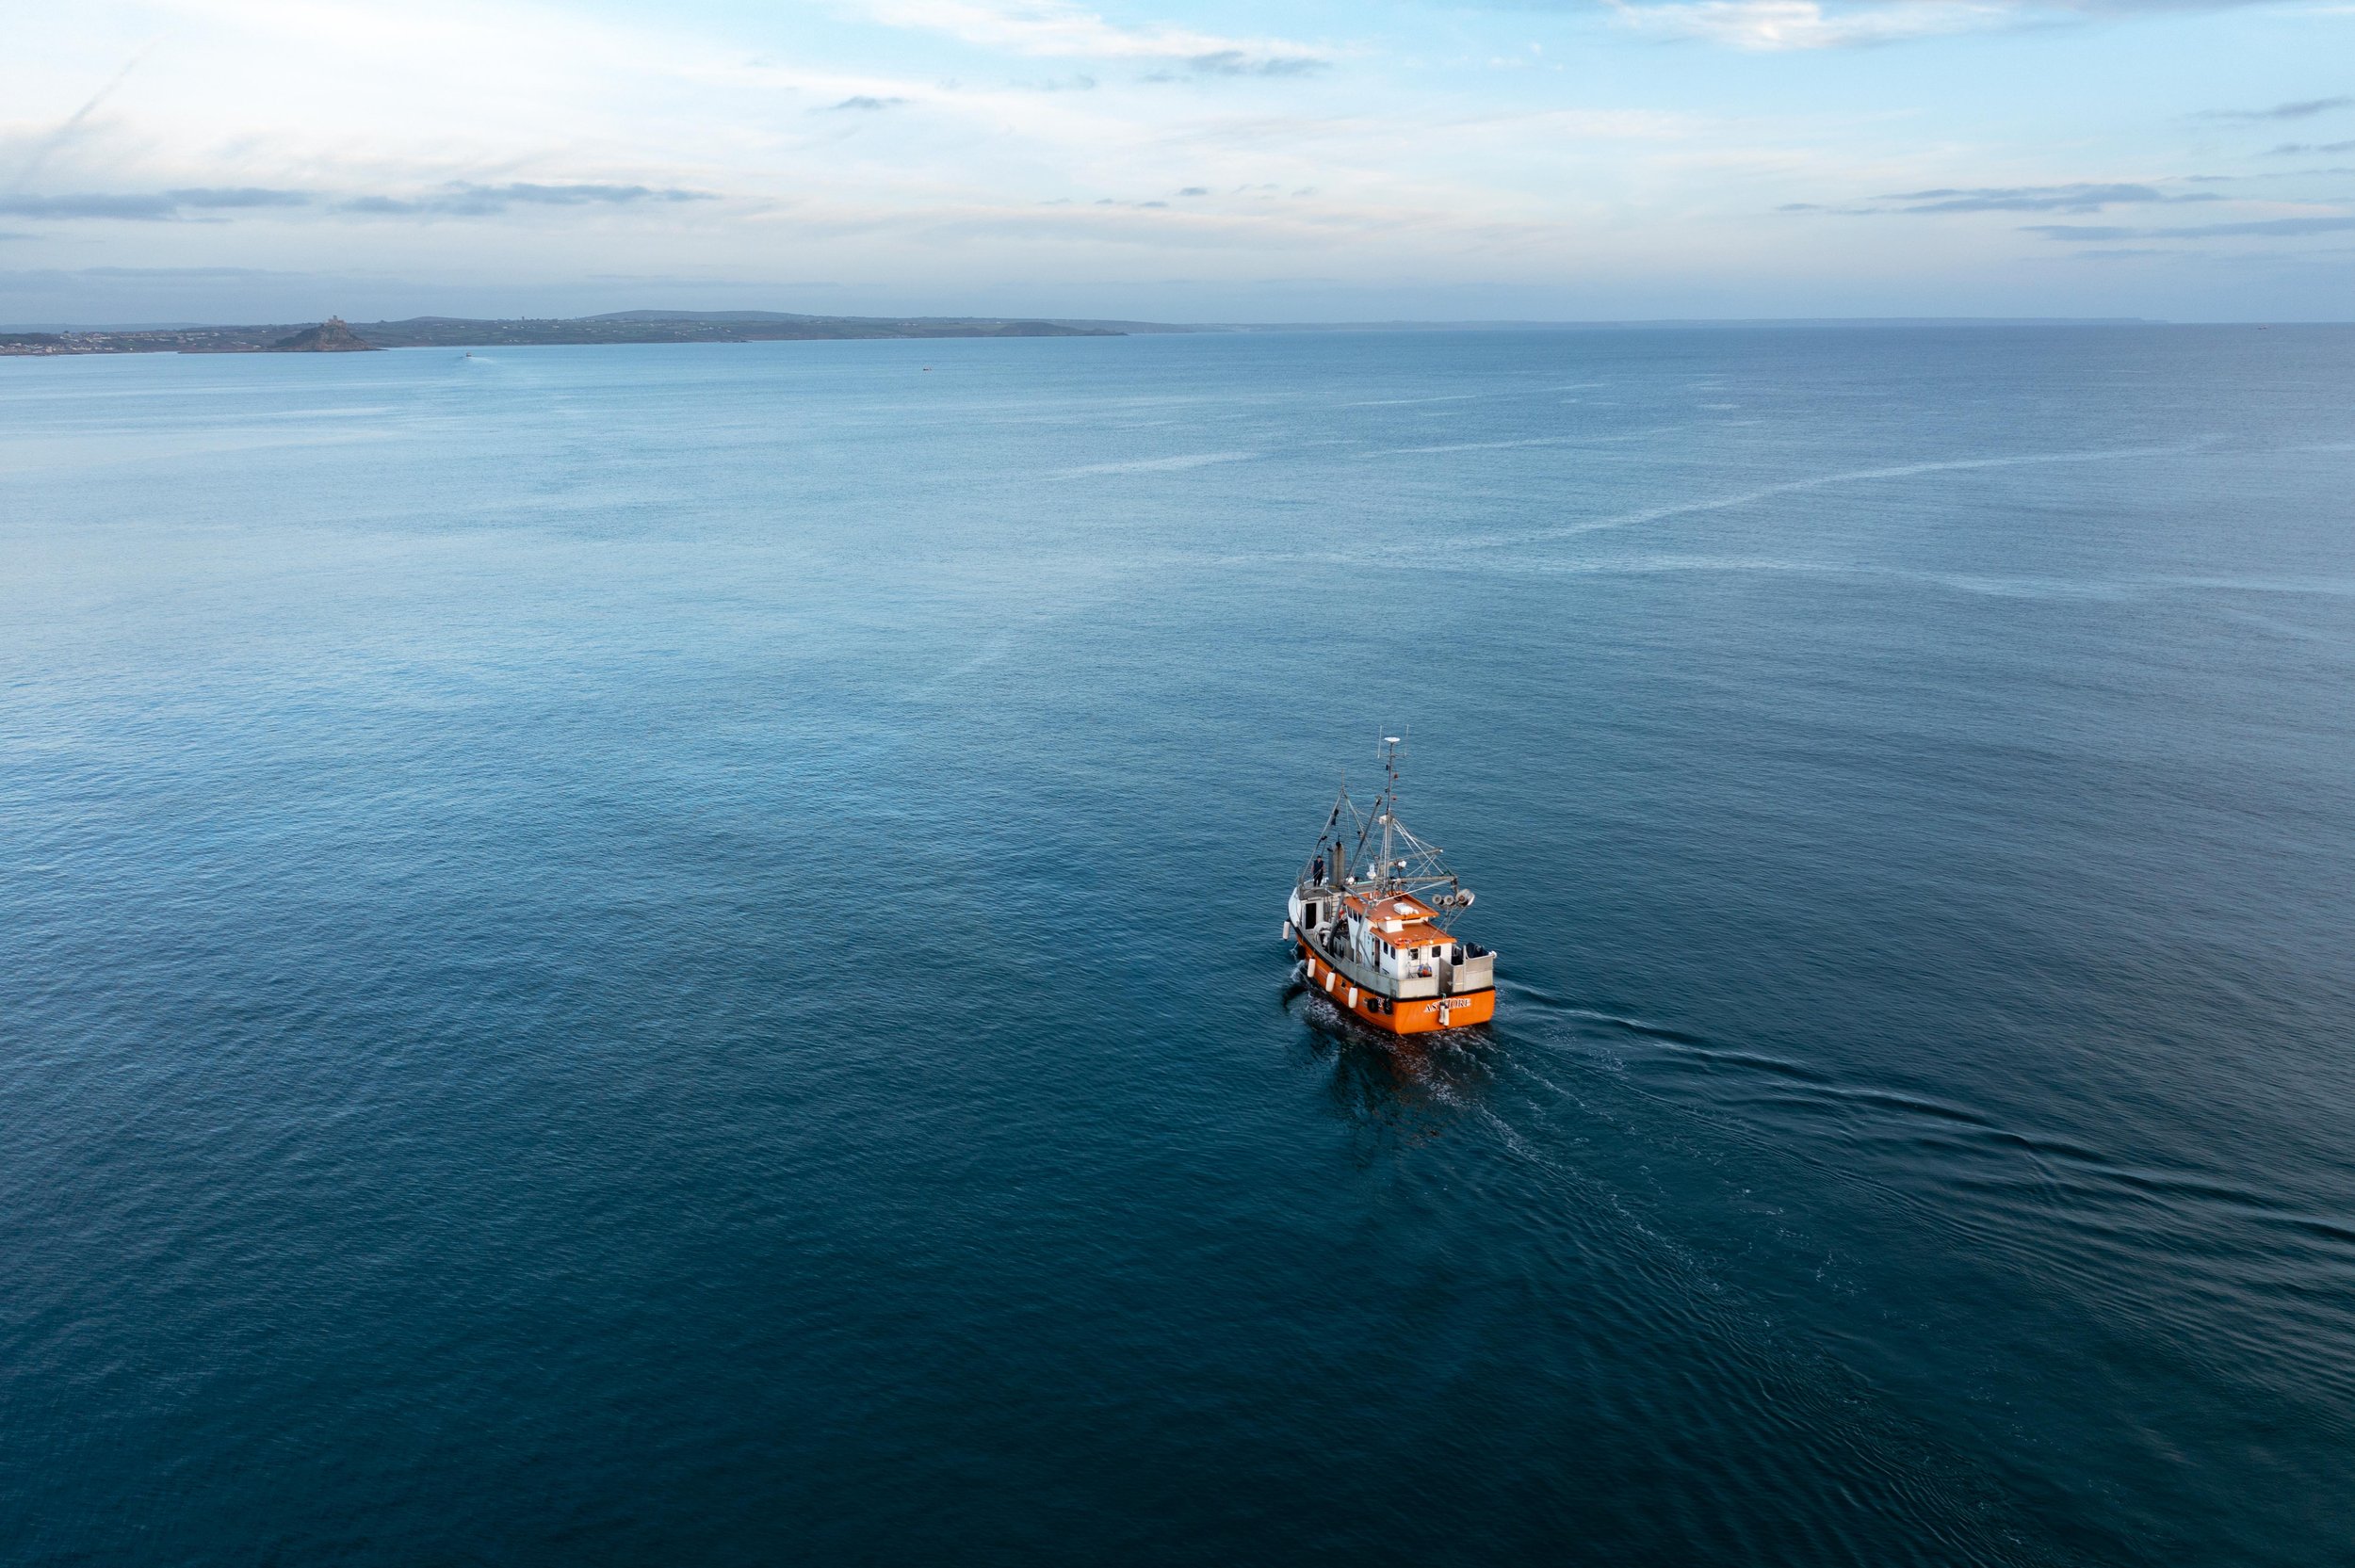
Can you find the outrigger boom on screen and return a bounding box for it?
[1284,736,1497,1035]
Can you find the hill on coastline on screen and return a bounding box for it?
[361,312,1125,347]
[0,310,1133,356]
[268,316,379,352]
[0,311,2184,358]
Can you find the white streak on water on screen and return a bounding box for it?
[1474,440,2220,549]
[1361,436,1584,457]
[1049,450,1259,477]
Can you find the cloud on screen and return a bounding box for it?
[8,44,152,190]
[0,188,313,221]
[860,1,1330,73]
[1777,183,2225,218]
[2194,97,2352,122]
[1178,186,1209,197]
[2266,140,2355,155]
[453,183,712,206]
[1879,183,2222,213]
[65,266,282,278]
[0,183,713,224]
[337,183,716,216]
[1599,0,2282,51]
[1602,0,2020,50]
[2021,225,2137,241]
[176,187,316,210]
[0,264,283,285]
[0,193,177,221]
[2146,215,2355,239]
[827,95,906,111]
[1182,50,1328,77]
[2026,213,2355,241]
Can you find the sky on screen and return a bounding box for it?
[2,0,2350,323]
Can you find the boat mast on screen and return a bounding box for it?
[1316,730,1466,919]
[1377,734,1401,890]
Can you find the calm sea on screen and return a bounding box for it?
[4,327,2351,1566]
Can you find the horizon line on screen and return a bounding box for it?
[16,311,2355,335]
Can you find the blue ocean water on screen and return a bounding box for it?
[3,327,2352,1566]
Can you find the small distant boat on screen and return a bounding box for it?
[1285,737,1496,1034]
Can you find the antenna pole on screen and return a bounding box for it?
[1378,733,1404,890]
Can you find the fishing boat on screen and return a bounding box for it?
[1284,738,1496,1034]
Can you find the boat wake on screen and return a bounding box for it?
[1281,982,2072,1567]
[1494,992,2355,1413]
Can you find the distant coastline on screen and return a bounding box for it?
[0,310,2215,357]
[0,310,1132,357]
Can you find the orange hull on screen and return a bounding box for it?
[1295,939,1495,1035]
